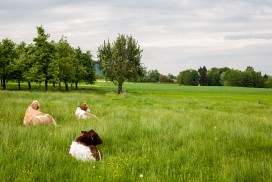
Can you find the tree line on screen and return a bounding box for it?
[138,67,272,88]
[0,26,96,91]
[0,26,145,93]
[1,26,271,92]
[176,66,272,88]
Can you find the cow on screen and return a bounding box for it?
[23,100,57,126]
[75,103,97,119]
[69,129,103,161]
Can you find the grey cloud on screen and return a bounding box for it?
[224,33,272,40]
[1,0,272,75]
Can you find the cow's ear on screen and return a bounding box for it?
[81,131,87,135]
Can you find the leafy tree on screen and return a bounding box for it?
[11,42,27,90]
[264,76,272,88]
[207,67,220,86]
[159,74,174,83]
[98,34,144,94]
[32,26,56,91]
[55,36,75,90]
[58,57,76,91]
[167,73,176,80]
[218,67,231,86]
[177,69,199,86]
[244,66,264,88]
[0,38,16,90]
[159,75,168,83]
[198,66,208,86]
[75,48,96,87]
[224,69,244,86]
[147,69,160,82]
[22,44,36,89]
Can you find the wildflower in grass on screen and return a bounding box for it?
[93,166,96,169]
[139,174,144,178]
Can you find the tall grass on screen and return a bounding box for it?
[0,82,271,181]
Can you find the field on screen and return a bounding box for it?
[0,82,272,181]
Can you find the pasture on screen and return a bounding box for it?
[0,82,272,181]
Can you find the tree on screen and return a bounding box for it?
[74,48,96,87]
[159,75,168,83]
[32,26,56,91]
[207,67,220,86]
[147,69,160,82]
[58,57,76,91]
[177,69,199,86]
[98,34,144,94]
[55,36,75,91]
[264,76,272,88]
[11,42,27,90]
[198,66,208,86]
[243,66,264,88]
[224,69,244,86]
[22,44,36,89]
[0,38,16,90]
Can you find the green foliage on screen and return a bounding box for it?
[0,26,97,92]
[264,76,272,88]
[32,26,57,91]
[0,83,271,181]
[147,69,160,82]
[198,66,208,86]
[0,38,16,89]
[177,69,199,85]
[207,67,221,86]
[98,34,144,94]
[224,67,265,88]
[159,74,174,83]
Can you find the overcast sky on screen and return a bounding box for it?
[1,0,272,75]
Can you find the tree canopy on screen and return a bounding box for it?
[0,26,96,91]
[98,34,145,94]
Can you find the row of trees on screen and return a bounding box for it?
[0,26,96,91]
[0,26,145,93]
[177,66,272,88]
[1,25,271,92]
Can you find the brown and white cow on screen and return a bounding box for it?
[69,129,103,161]
[23,100,57,126]
[75,103,97,119]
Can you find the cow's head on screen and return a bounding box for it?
[75,129,103,146]
[79,103,90,112]
[30,100,41,110]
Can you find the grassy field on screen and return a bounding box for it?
[0,82,272,181]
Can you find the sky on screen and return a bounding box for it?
[1,0,272,76]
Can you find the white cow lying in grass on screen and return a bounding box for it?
[75,103,98,119]
[69,129,103,161]
[23,100,57,126]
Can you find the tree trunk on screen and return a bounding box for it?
[45,79,48,92]
[117,83,123,94]
[1,79,2,87]
[18,79,21,90]
[58,80,61,91]
[65,81,68,91]
[53,81,56,88]
[28,82,31,89]
[2,78,6,90]
[75,82,78,90]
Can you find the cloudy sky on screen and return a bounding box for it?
[1,0,272,75]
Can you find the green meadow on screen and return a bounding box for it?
[0,82,271,181]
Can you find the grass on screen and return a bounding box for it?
[0,82,272,181]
